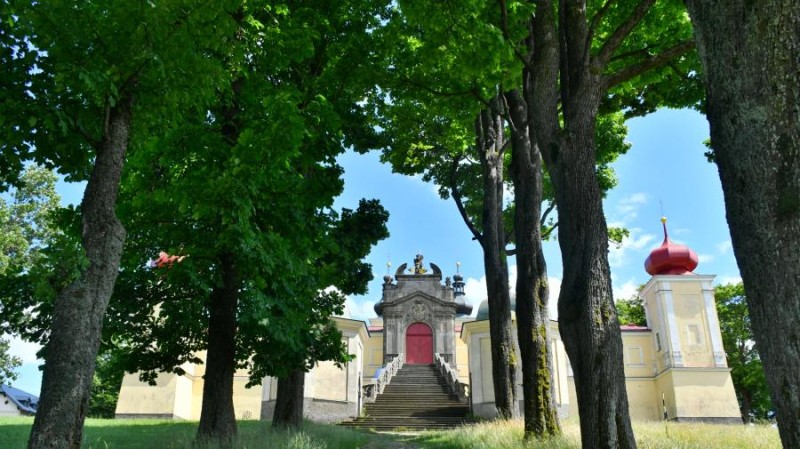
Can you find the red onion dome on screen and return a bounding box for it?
[644,217,699,276]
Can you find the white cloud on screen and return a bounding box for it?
[613,193,648,222]
[698,253,715,263]
[716,240,733,254]
[407,173,444,198]
[672,227,691,236]
[463,266,560,320]
[6,335,41,364]
[716,275,742,286]
[608,229,657,268]
[613,278,640,301]
[464,275,487,318]
[343,296,378,321]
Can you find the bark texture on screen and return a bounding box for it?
[272,369,306,429]
[475,96,519,419]
[525,1,637,447]
[507,88,561,437]
[196,253,239,444]
[28,95,133,449]
[684,2,800,447]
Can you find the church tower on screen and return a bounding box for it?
[639,218,739,422]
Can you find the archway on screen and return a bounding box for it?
[405,322,433,364]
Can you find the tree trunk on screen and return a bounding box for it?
[684,2,800,447]
[272,369,306,429]
[546,93,636,449]
[475,96,519,419]
[28,96,133,449]
[741,389,753,423]
[507,89,561,438]
[196,253,239,444]
[519,1,638,446]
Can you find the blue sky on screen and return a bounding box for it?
[336,107,741,322]
[7,107,741,396]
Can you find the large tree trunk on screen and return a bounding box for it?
[272,369,306,429]
[475,96,519,419]
[523,1,638,446]
[684,2,800,447]
[507,88,561,438]
[28,96,133,449]
[197,253,239,444]
[547,94,636,449]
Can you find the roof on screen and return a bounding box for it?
[1,384,38,415]
[620,324,651,332]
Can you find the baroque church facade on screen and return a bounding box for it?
[116,222,741,423]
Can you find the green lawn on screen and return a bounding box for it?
[0,418,373,449]
[0,417,781,449]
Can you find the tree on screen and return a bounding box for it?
[1,2,234,447]
[101,2,390,442]
[508,1,699,447]
[683,1,799,446]
[616,295,646,327]
[0,165,59,386]
[0,337,21,385]
[374,2,533,420]
[373,2,633,434]
[0,165,60,276]
[714,283,773,422]
[87,350,125,419]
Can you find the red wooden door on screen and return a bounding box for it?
[405,322,433,364]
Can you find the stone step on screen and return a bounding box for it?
[338,363,469,431]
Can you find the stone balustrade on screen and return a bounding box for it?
[434,353,468,401]
[362,353,405,403]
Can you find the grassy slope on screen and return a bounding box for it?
[0,417,781,449]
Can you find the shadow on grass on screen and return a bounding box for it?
[0,418,375,449]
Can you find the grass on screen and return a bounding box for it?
[0,417,782,449]
[0,417,375,449]
[411,419,782,449]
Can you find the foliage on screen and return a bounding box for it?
[0,165,61,384]
[715,283,773,421]
[100,0,391,395]
[0,337,22,385]
[0,166,60,276]
[615,294,646,327]
[87,350,126,419]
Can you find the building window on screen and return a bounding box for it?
[627,347,644,366]
[656,332,662,352]
[688,324,703,346]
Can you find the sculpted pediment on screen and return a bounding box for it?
[382,291,455,311]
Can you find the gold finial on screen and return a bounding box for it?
[660,216,667,224]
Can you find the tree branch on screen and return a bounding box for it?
[586,0,617,54]
[449,156,484,246]
[541,222,558,240]
[595,0,656,67]
[604,39,695,89]
[540,201,556,227]
[497,0,536,73]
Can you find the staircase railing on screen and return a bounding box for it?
[362,353,404,403]
[434,353,469,401]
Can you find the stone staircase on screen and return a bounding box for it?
[339,363,470,431]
